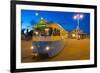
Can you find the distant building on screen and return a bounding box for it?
[69,29,88,39]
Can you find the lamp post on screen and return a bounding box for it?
[73,14,84,40]
[73,14,84,30]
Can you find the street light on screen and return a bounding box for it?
[35,12,39,16]
[73,14,84,30]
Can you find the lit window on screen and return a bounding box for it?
[72,34,75,37]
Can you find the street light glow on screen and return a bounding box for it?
[73,14,84,20]
[35,12,39,16]
[79,14,84,19]
[73,15,77,19]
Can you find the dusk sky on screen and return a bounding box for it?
[21,10,90,34]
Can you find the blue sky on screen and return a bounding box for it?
[21,9,90,34]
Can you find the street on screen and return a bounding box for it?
[21,38,90,63]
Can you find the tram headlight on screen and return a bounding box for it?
[45,46,50,51]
